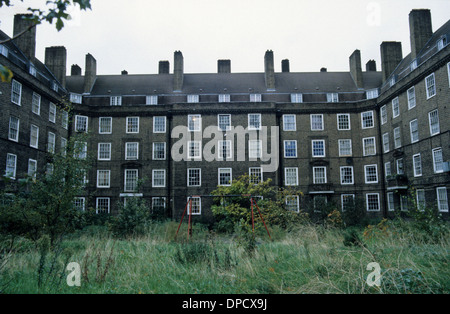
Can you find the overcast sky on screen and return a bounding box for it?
[1,0,449,75]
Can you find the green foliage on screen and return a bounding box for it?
[0,0,92,31]
[108,191,152,238]
[343,228,364,247]
[342,198,368,227]
[210,173,307,233]
[0,134,92,245]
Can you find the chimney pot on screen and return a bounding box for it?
[366,60,377,71]
[218,60,231,73]
[159,61,170,74]
[71,64,82,76]
[282,59,290,73]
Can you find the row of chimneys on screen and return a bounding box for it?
[11,9,434,93]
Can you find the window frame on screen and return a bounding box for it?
[99,117,112,134]
[11,79,22,105]
[313,167,327,184]
[125,142,139,160]
[8,116,19,142]
[152,169,166,188]
[432,148,443,173]
[425,73,436,99]
[340,166,354,185]
[410,119,419,143]
[284,167,299,186]
[310,114,324,131]
[218,168,232,186]
[124,169,139,192]
[249,167,263,184]
[363,137,376,156]
[428,109,440,136]
[153,142,166,161]
[126,117,140,134]
[218,114,231,131]
[361,111,374,129]
[366,193,380,212]
[5,153,17,180]
[187,168,201,187]
[30,124,39,149]
[283,114,296,131]
[284,140,298,158]
[188,114,202,132]
[364,164,378,184]
[392,97,400,118]
[407,86,416,110]
[75,115,88,133]
[413,153,422,177]
[153,116,167,133]
[337,114,351,131]
[96,197,110,214]
[187,141,202,160]
[96,170,111,188]
[98,143,112,161]
[31,92,41,115]
[248,114,262,131]
[311,140,325,158]
[436,187,449,212]
[338,139,352,157]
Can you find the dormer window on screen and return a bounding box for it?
[29,64,37,77]
[187,95,199,103]
[70,93,83,104]
[437,36,447,51]
[291,93,303,103]
[366,89,379,99]
[52,81,58,92]
[0,44,8,57]
[110,96,122,106]
[146,95,158,105]
[389,76,396,87]
[219,94,230,103]
[327,93,339,103]
[250,94,262,102]
[410,59,418,71]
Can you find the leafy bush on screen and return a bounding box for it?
[108,197,151,238]
[210,174,308,233]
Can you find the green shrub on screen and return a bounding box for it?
[108,197,151,238]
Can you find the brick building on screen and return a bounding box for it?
[1,9,449,222]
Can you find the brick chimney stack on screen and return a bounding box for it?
[83,53,97,94]
[409,9,433,60]
[45,46,67,88]
[349,49,364,89]
[264,50,276,91]
[173,51,184,92]
[13,14,37,61]
[380,41,403,82]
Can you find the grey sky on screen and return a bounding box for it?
[1,0,449,75]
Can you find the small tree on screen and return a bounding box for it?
[107,179,152,238]
[210,174,307,233]
[0,133,92,245]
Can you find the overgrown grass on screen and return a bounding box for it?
[1,220,449,294]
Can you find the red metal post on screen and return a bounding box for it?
[175,200,189,239]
